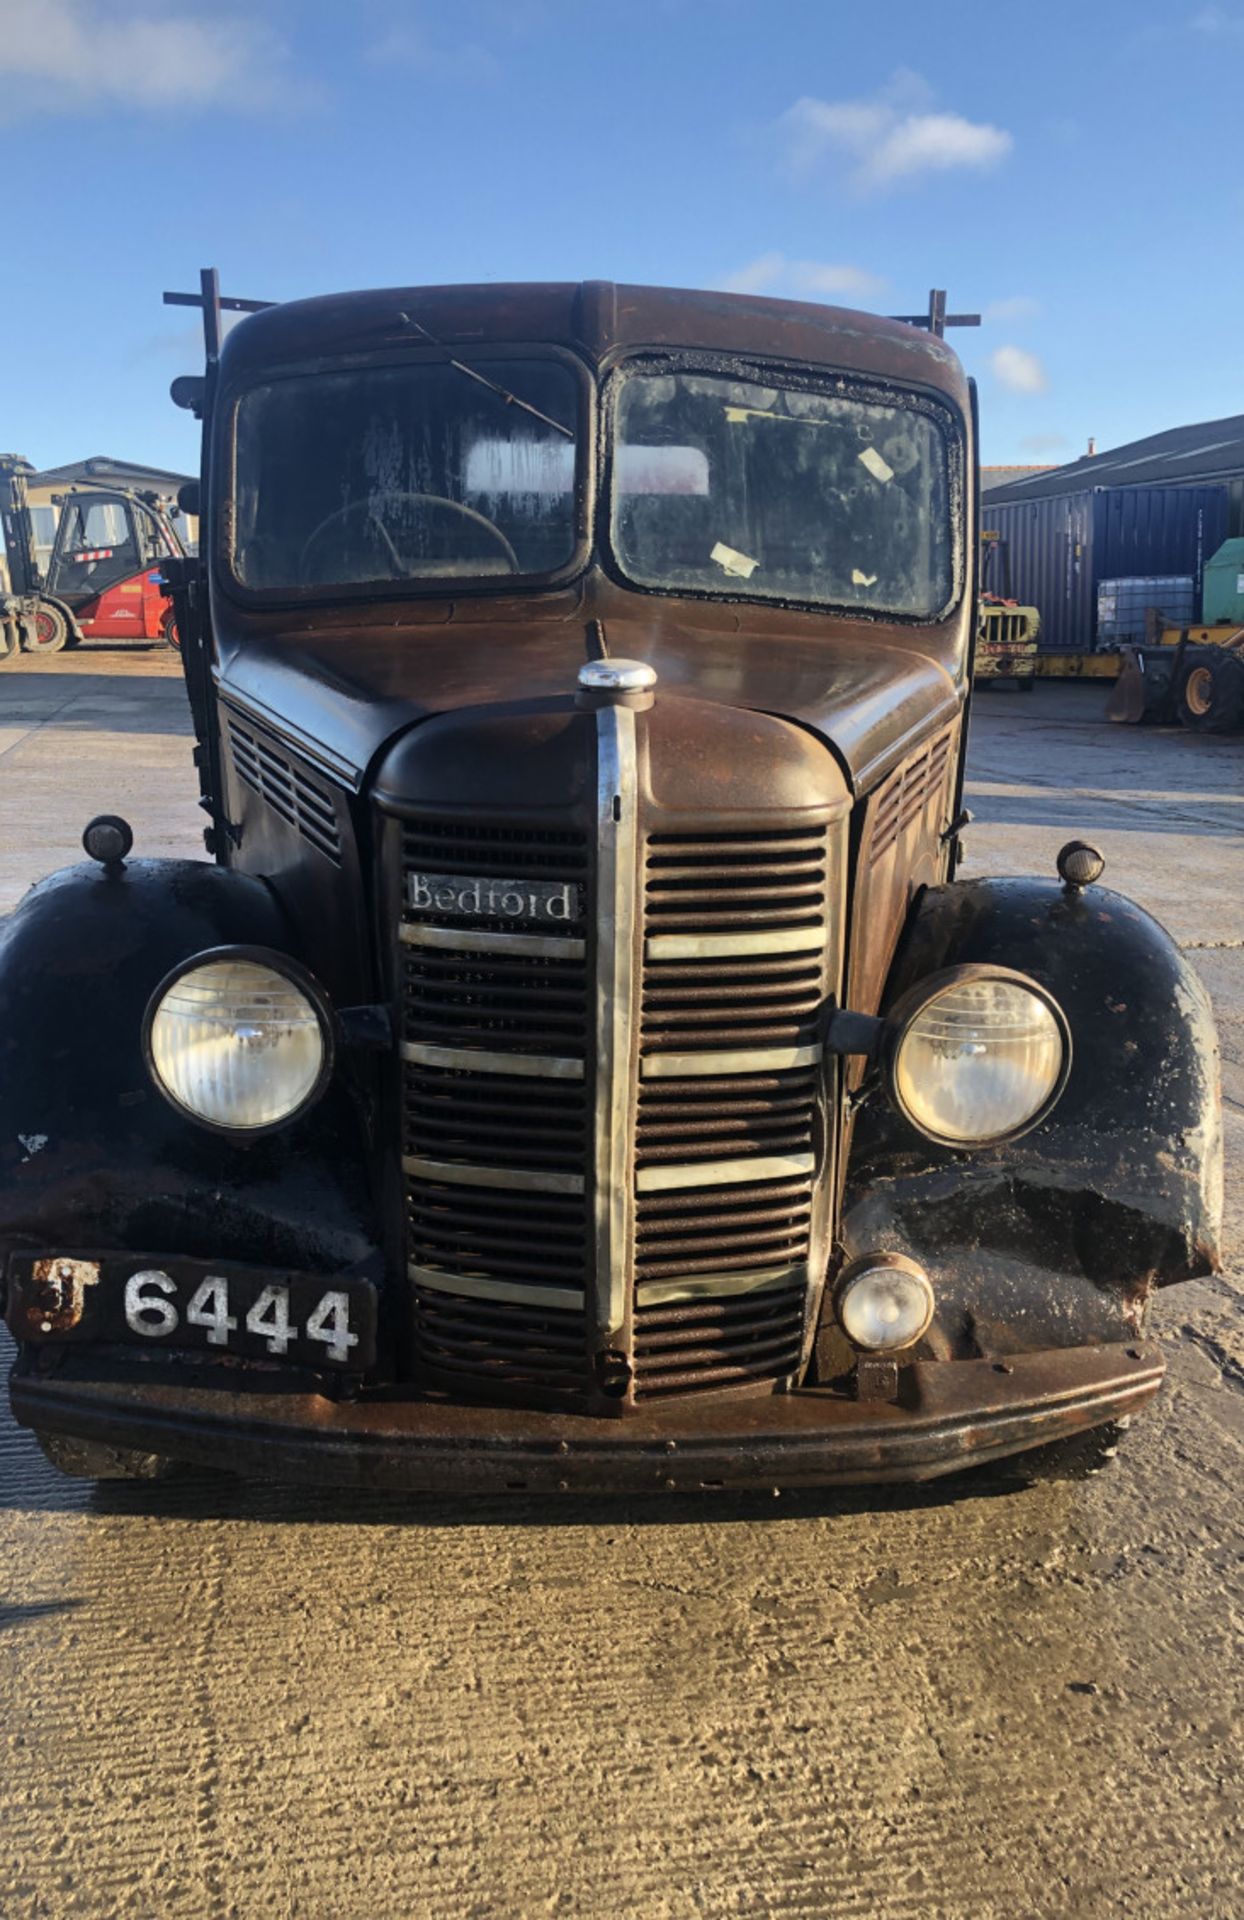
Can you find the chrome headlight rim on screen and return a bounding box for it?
[884,963,1072,1149]
[142,944,335,1138]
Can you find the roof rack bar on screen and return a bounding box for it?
[162,291,273,314]
[890,288,981,338]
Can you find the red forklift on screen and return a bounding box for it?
[0,454,187,662]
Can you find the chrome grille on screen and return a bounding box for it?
[399,815,592,1400]
[633,826,831,1394]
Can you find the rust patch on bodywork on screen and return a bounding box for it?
[19,1258,101,1335]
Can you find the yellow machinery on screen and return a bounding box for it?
[977,530,1244,722]
[975,531,1040,689]
[1108,625,1244,728]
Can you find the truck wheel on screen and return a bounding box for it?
[34,1429,175,1481]
[1177,652,1244,732]
[25,602,69,654]
[161,607,181,650]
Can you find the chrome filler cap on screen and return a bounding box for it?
[578,658,657,695]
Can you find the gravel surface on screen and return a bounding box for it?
[0,648,1240,1919]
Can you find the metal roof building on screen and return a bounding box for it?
[25,455,192,494]
[984,413,1244,529]
[981,463,1056,494]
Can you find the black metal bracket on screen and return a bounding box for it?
[890,289,981,339]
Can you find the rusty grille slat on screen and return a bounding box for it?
[632,1287,807,1398]
[404,1064,588,1173]
[413,1289,589,1400]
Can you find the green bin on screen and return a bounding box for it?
[1201,538,1244,625]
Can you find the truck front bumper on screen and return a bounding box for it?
[10,1341,1164,1492]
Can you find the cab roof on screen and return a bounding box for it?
[218,280,971,410]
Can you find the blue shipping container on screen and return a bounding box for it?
[981,485,1229,652]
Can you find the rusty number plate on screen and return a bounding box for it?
[6,1254,377,1372]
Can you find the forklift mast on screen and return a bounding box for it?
[0,454,42,597]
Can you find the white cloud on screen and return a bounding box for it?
[991,345,1048,394]
[0,0,303,116]
[363,23,499,81]
[1191,5,1244,35]
[722,253,887,300]
[985,294,1040,323]
[1020,433,1069,454]
[779,72,1012,192]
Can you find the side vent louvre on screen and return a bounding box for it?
[870,730,953,860]
[229,721,342,865]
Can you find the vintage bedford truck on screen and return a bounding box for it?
[0,277,1222,1489]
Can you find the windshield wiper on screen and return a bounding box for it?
[396,310,575,441]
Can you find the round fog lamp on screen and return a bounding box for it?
[145,952,330,1133]
[890,969,1069,1147]
[837,1257,934,1353]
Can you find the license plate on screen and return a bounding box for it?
[6,1254,377,1372]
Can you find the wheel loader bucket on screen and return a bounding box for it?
[1108,645,1177,724]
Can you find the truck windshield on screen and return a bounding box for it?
[231,358,581,592]
[610,368,955,619]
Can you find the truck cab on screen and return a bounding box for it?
[0,281,1222,1490]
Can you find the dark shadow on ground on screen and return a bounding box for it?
[0,1599,85,1630]
[0,673,192,738]
[964,789,1243,837]
[0,1458,1044,1528]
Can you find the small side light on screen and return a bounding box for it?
[83,814,134,868]
[1057,840,1105,890]
[836,1254,935,1353]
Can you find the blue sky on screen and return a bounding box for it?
[2,0,1239,480]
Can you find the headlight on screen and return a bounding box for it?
[144,949,332,1133]
[888,966,1070,1146]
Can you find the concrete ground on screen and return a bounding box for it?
[0,645,1240,1920]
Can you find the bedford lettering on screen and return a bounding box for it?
[405,873,582,924]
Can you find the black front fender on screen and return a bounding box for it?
[840,876,1222,1357]
[0,860,379,1281]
